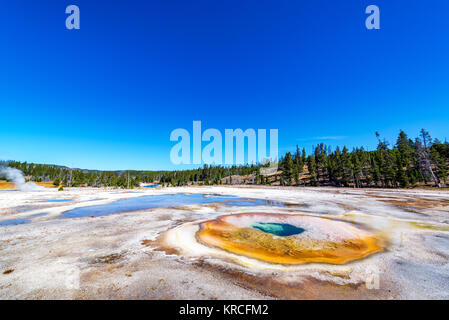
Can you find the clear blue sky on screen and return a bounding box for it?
[1,0,448,170]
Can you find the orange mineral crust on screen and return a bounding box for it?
[196,214,384,265]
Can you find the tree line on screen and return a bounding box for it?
[278,129,448,188]
[0,160,266,189]
[1,129,447,189]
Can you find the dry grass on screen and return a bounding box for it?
[36,181,57,188]
[0,180,57,189]
[0,180,15,189]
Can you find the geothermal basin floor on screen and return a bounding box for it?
[0,186,448,299]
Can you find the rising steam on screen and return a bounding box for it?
[0,166,45,191]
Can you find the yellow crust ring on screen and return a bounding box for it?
[196,214,384,265]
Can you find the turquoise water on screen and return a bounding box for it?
[251,222,305,236]
[60,193,294,218]
[45,199,73,203]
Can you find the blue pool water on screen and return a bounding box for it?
[60,193,293,218]
[45,199,73,203]
[0,212,47,227]
[0,218,30,226]
[144,183,160,188]
[251,222,305,236]
[28,212,47,218]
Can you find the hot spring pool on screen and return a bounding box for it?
[195,213,384,265]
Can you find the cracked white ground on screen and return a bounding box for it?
[0,186,448,299]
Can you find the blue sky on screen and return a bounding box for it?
[1,0,448,170]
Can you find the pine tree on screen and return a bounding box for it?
[370,156,381,187]
[332,147,343,186]
[351,151,363,188]
[394,151,409,187]
[396,131,412,164]
[307,156,318,186]
[340,146,352,187]
[376,133,395,187]
[431,147,448,186]
[282,152,294,185]
[294,167,300,186]
[416,129,441,187]
[294,146,304,173]
[53,177,60,187]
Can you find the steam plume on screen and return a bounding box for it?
[0,166,45,191]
